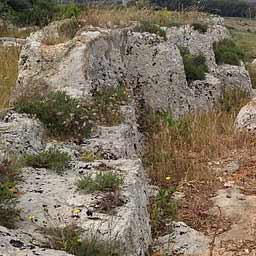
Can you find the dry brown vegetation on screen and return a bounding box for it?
[79,7,208,28]
[0,25,33,38]
[0,46,20,109]
[144,90,255,236]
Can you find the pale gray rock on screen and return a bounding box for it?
[125,31,192,118]
[13,19,253,118]
[82,105,142,159]
[167,24,229,70]
[16,159,151,256]
[0,226,72,256]
[13,24,126,101]
[0,111,45,160]
[215,64,253,95]
[153,222,210,255]
[235,98,256,133]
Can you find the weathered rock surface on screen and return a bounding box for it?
[2,16,255,256]
[235,98,256,133]
[13,18,253,118]
[0,37,26,47]
[0,226,72,256]
[0,111,45,161]
[153,222,210,255]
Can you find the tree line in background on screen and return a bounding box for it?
[0,0,80,27]
[0,0,255,27]
[151,0,254,17]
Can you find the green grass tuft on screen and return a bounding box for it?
[23,148,71,174]
[192,23,208,33]
[42,224,121,256]
[213,39,244,66]
[77,172,123,193]
[180,47,208,83]
[0,160,21,228]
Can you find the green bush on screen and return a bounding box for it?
[15,91,92,140]
[134,20,167,39]
[0,160,20,228]
[57,3,81,19]
[180,48,208,83]
[213,39,244,66]
[23,148,71,174]
[192,23,208,33]
[77,172,123,193]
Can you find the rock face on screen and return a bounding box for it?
[0,111,45,160]
[13,18,253,118]
[153,222,211,256]
[235,98,256,133]
[1,16,254,256]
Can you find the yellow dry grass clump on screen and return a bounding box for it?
[79,7,208,28]
[0,46,21,109]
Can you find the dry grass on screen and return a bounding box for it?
[144,90,251,187]
[247,63,256,88]
[79,7,208,28]
[0,46,21,109]
[225,17,256,33]
[144,90,255,236]
[0,26,33,38]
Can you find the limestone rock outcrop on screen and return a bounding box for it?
[0,111,45,160]
[13,18,253,119]
[1,15,254,256]
[235,98,256,133]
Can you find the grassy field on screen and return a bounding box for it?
[0,46,20,109]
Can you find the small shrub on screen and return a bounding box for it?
[213,39,244,66]
[23,148,71,174]
[0,160,20,228]
[77,172,123,193]
[180,48,208,83]
[57,3,81,19]
[81,151,101,162]
[151,188,177,237]
[42,224,121,256]
[90,85,128,126]
[134,20,167,39]
[192,23,208,33]
[15,91,92,140]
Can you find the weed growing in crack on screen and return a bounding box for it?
[150,187,177,237]
[40,223,121,256]
[192,23,208,33]
[134,20,167,39]
[89,85,129,126]
[179,47,208,83]
[23,148,71,174]
[77,172,123,193]
[80,151,102,162]
[0,160,21,228]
